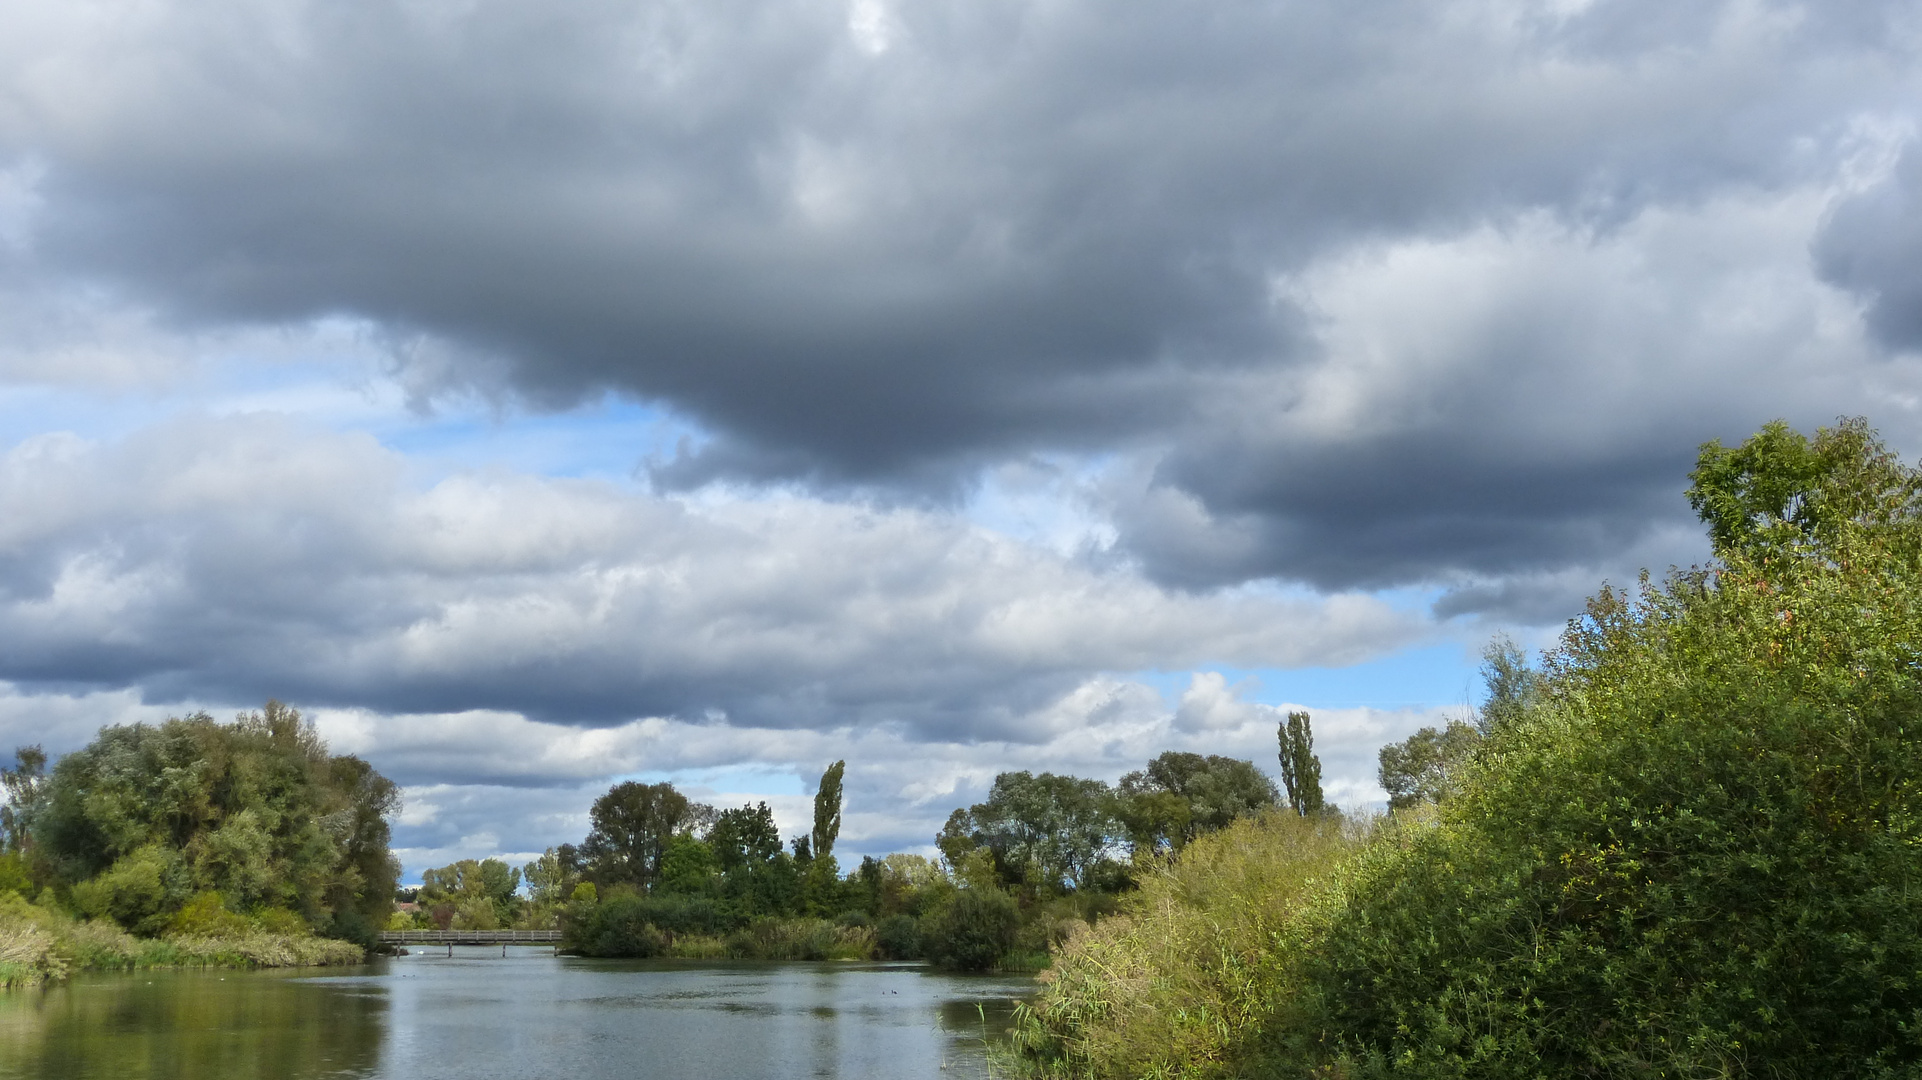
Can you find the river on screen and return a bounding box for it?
[0,951,1038,1079]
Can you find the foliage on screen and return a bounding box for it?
[419,857,523,926]
[657,834,719,894]
[579,781,713,889]
[1115,752,1277,853]
[1013,417,1922,1078]
[810,760,845,860]
[874,912,922,959]
[1687,415,1921,565]
[1474,633,1542,735]
[29,703,397,941]
[1275,711,1324,817]
[0,746,48,854]
[521,847,575,905]
[1375,719,1481,810]
[920,886,1020,972]
[941,772,1123,892]
[0,890,361,989]
[1011,811,1362,1078]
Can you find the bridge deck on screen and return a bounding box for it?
[380,930,562,945]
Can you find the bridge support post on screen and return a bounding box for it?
[446,943,452,959]
[502,943,507,958]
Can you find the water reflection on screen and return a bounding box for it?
[0,954,1034,1080]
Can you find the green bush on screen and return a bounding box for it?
[566,892,669,957]
[921,887,1019,972]
[70,845,187,935]
[874,913,921,960]
[1303,564,1922,1077]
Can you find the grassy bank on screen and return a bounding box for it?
[0,894,365,989]
[1008,811,1363,1078]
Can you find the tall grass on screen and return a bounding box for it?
[1009,810,1364,1079]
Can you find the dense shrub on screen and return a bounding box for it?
[1305,563,1922,1077]
[921,887,1020,971]
[565,891,670,957]
[874,913,922,960]
[723,917,873,960]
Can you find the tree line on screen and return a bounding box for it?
[400,720,1333,969]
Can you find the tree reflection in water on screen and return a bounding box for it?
[0,968,383,1080]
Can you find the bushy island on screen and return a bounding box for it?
[1010,418,1922,1078]
[0,702,396,987]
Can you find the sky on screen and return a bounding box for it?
[3,0,1922,879]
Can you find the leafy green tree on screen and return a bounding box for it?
[810,760,844,861]
[921,886,1020,972]
[1376,719,1481,809]
[580,781,711,889]
[1473,634,1541,735]
[1688,415,1921,565]
[1,746,48,855]
[802,761,847,915]
[419,857,523,926]
[521,847,575,906]
[709,803,782,869]
[1117,752,1277,852]
[943,772,1120,892]
[704,802,800,917]
[657,834,718,894]
[1276,711,1324,817]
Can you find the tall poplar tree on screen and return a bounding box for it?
[811,760,845,862]
[1277,710,1325,817]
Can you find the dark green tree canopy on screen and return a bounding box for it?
[708,802,782,870]
[580,781,711,888]
[1117,751,1277,851]
[28,702,398,939]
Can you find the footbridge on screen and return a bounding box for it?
[380,929,563,956]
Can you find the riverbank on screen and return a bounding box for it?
[0,894,364,989]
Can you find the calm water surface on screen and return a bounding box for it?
[0,951,1037,1080]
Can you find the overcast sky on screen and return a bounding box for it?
[3,0,1921,878]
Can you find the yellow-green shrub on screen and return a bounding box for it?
[1011,811,1361,1078]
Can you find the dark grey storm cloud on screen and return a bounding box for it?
[1,0,1920,598]
[1820,143,1922,350]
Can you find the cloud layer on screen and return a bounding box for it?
[4,0,1922,869]
[1,0,1919,603]
[0,415,1423,732]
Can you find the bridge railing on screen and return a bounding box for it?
[380,930,562,944]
